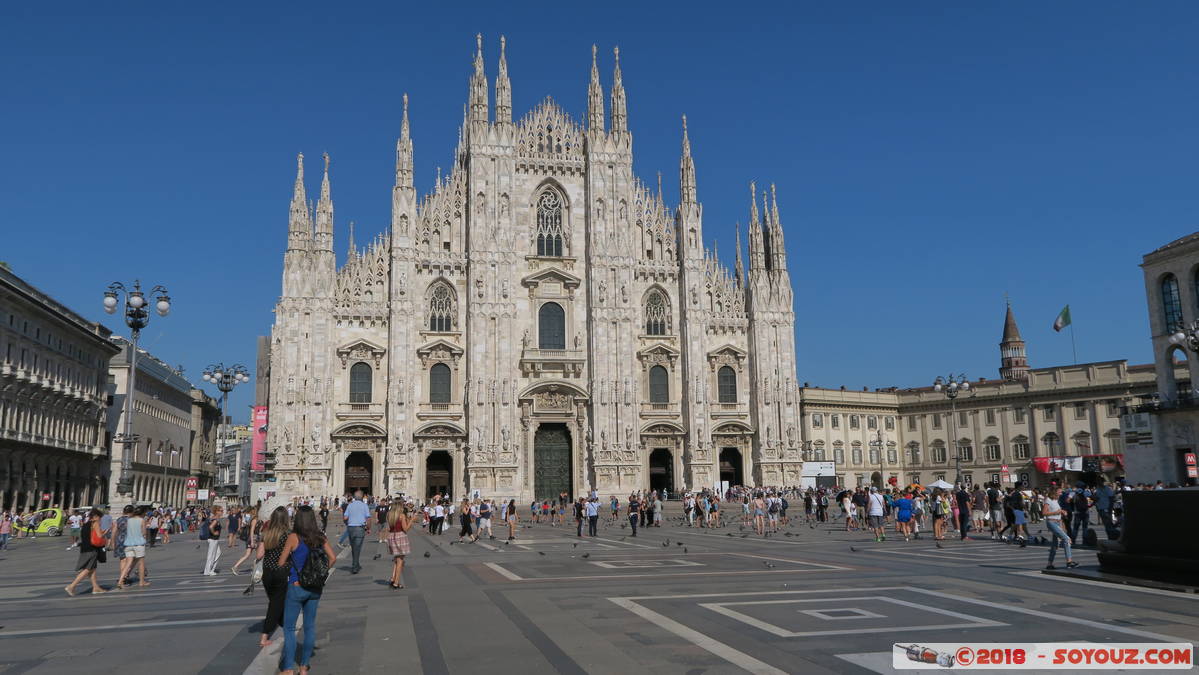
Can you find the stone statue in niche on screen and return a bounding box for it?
[620,284,628,304]
[501,426,510,449]
[521,330,530,348]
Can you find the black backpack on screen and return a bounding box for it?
[298,541,330,592]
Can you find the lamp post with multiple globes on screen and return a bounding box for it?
[103,280,171,499]
[933,374,971,485]
[203,364,249,497]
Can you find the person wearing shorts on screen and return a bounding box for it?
[894,491,914,541]
[867,487,887,542]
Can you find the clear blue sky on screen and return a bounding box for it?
[3,3,1197,422]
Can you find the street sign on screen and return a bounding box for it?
[186,476,198,489]
[41,492,51,501]
[197,489,210,500]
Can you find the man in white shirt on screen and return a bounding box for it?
[867,487,887,542]
[67,512,83,549]
[585,498,600,536]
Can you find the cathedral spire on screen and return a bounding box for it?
[748,182,766,270]
[314,152,333,251]
[495,35,512,126]
[288,152,310,249]
[395,94,414,190]
[347,220,356,259]
[679,115,697,205]
[768,183,787,271]
[734,221,744,285]
[469,33,489,128]
[587,44,605,133]
[999,300,1029,381]
[610,46,628,137]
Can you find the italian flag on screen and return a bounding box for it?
[1053,305,1071,332]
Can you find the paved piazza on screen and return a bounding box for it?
[1,515,1196,674]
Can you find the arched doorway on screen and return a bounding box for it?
[426,451,452,499]
[534,423,572,500]
[719,448,743,486]
[649,448,673,493]
[345,452,373,496]
[870,471,883,489]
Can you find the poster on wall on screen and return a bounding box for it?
[251,406,269,472]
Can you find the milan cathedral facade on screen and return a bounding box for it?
[268,37,800,501]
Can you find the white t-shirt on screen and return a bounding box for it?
[868,493,886,516]
[68,514,82,529]
[1044,498,1062,521]
[433,505,445,518]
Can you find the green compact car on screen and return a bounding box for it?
[15,507,65,536]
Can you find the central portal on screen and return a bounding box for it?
[345,452,373,496]
[426,451,452,499]
[533,423,572,500]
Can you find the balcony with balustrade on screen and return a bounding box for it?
[335,401,384,422]
[519,347,585,377]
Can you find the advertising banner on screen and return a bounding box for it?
[251,406,269,472]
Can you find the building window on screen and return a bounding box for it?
[1073,432,1091,454]
[932,414,942,430]
[886,443,897,464]
[885,416,895,431]
[849,415,860,430]
[1162,274,1183,331]
[869,447,879,464]
[833,444,844,464]
[429,363,451,403]
[935,472,946,482]
[958,411,968,426]
[985,409,995,426]
[811,413,823,429]
[1014,407,1026,423]
[963,473,973,486]
[831,414,840,429]
[813,441,826,461]
[1013,436,1030,460]
[535,189,564,257]
[958,440,974,463]
[1107,432,1125,453]
[644,290,670,335]
[538,302,566,349]
[427,282,456,332]
[907,443,921,464]
[717,366,737,403]
[867,415,877,430]
[1042,432,1061,454]
[1106,400,1120,417]
[349,363,372,403]
[910,473,921,486]
[649,365,669,403]
[985,441,1001,462]
[851,444,863,465]
[907,415,917,431]
[1043,406,1055,422]
[932,442,947,463]
[1074,402,1087,420]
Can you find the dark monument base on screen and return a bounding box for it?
[1096,487,1199,586]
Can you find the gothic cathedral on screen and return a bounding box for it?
[268,37,800,501]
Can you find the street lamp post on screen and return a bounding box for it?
[202,363,249,498]
[103,280,172,498]
[154,447,181,505]
[869,430,886,489]
[933,374,971,485]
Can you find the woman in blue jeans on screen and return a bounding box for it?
[1042,487,1078,570]
[277,505,337,675]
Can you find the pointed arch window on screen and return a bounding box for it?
[717,366,737,403]
[649,365,669,403]
[427,282,456,332]
[644,290,669,335]
[538,302,565,349]
[535,189,564,257]
[349,362,372,403]
[1162,274,1183,331]
[429,363,451,403]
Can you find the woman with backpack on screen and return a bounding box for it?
[277,505,337,675]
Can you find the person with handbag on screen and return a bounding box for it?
[277,506,336,675]
[232,506,260,576]
[65,508,107,596]
[255,506,291,648]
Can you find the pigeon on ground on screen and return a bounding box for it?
[849,546,857,552]
[505,541,510,545]
[621,523,627,529]
[538,551,546,556]
[423,551,431,558]
[763,561,776,569]
[662,541,669,548]
[676,542,683,546]
[572,543,578,548]
[726,533,734,537]
[935,541,944,549]
[741,534,749,538]
[582,552,590,558]
[683,547,688,553]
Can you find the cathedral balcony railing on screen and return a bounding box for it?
[519,348,586,377]
[640,402,680,418]
[418,402,463,421]
[336,401,384,420]
[711,402,749,418]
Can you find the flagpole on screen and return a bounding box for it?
[1069,322,1078,365]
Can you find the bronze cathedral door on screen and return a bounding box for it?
[533,424,572,500]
